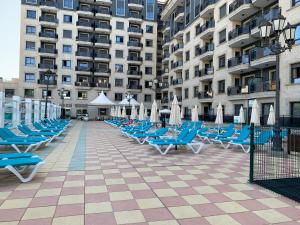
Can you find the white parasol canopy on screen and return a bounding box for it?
[89,91,114,106]
[159,109,171,114]
[180,107,184,119]
[215,103,223,125]
[250,99,260,126]
[130,104,137,120]
[238,106,245,124]
[144,108,148,118]
[169,95,181,126]
[150,100,159,123]
[110,106,115,117]
[117,106,122,118]
[138,103,145,121]
[192,105,199,122]
[267,105,275,125]
[121,106,126,118]
[119,98,140,106]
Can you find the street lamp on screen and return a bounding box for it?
[58,88,66,119]
[259,14,296,151]
[44,69,54,120]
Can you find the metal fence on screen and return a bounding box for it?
[249,124,300,202]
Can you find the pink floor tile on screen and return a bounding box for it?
[55,204,84,217]
[40,181,64,189]
[203,193,232,203]
[131,190,156,199]
[112,200,139,211]
[178,217,211,225]
[85,212,117,225]
[238,199,269,211]
[85,179,106,186]
[142,208,174,222]
[18,218,52,225]
[277,207,300,220]
[65,175,85,181]
[231,212,269,225]
[85,193,110,203]
[174,187,197,196]
[194,203,224,217]
[29,196,59,207]
[8,189,37,199]
[61,187,85,195]
[0,208,25,222]
[160,197,187,207]
[107,184,129,192]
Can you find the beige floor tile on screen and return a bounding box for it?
[206,215,241,225]
[229,184,254,191]
[122,172,140,178]
[85,174,104,180]
[35,188,61,197]
[128,183,150,191]
[114,210,146,224]
[44,176,65,182]
[166,166,183,171]
[137,198,164,209]
[194,186,218,194]
[169,206,200,219]
[0,192,11,200]
[224,192,252,201]
[58,195,84,205]
[52,215,84,225]
[149,220,179,225]
[167,181,189,188]
[102,169,120,174]
[0,221,19,225]
[85,202,112,214]
[67,171,85,176]
[183,195,210,205]
[0,198,32,209]
[144,176,163,183]
[156,171,174,176]
[16,183,41,190]
[254,209,292,224]
[215,202,248,214]
[210,173,229,179]
[109,191,133,201]
[63,180,84,187]
[153,189,178,197]
[186,169,204,175]
[22,206,56,220]
[85,185,107,194]
[178,175,197,180]
[105,178,125,185]
[203,179,224,185]
[136,168,153,172]
[257,198,289,208]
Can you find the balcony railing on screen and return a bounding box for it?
[96,7,111,15]
[250,9,281,30]
[127,56,143,61]
[128,0,143,5]
[95,37,111,44]
[39,0,58,7]
[95,53,111,59]
[95,23,111,30]
[172,78,183,85]
[196,20,215,36]
[76,66,92,72]
[77,6,93,13]
[198,90,213,99]
[229,0,252,14]
[76,36,93,42]
[175,7,184,17]
[128,12,143,19]
[127,85,142,89]
[93,82,111,88]
[161,83,169,89]
[94,68,111,73]
[249,47,273,61]
[228,55,249,68]
[198,44,214,55]
[127,70,142,76]
[39,16,58,23]
[38,48,57,54]
[76,51,93,57]
[228,24,250,40]
[38,79,57,85]
[196,67,214,77]
[75,81,90,87]
[128,27,143,33]
[127,41,143,47]
[227,82,276,96]
[161,98,169,103]
[38,64,57,69]
[171,61,183,69]
[200,0,217,11]
[39,32,58,39]
[163,53,170,59]
[76,20,93,27]
[173,43,184,52]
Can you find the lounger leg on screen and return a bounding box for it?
[5,161,45,183]
[11,144,22,153]
[187,143,204,154]
[141,137,149,145]
[225,143,231,149]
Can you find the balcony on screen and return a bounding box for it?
[196,67,214,80]
[200,0,217,18]
[38,64,57,70]
[163,22,170,34]
[128,0,144,10]
[77,6,94,16]
[229,0,259,21]
[198,91,213,100]
[128,12,143,23]
[93,82,111,89]
[161,82,169,89]
[162,38,171,48]
[127,27,143,37]
[95,0,112,5]
[127,56,143,64]
[95,7,112,19]
[95,23,111,33]
[94,68,111,76]
[228,25,255,48]
[174,7,184,22]
[162,53,170,63]
[37,79,57,85]
[75,81,91,88]
[76,36,93,46]
[162,69,169,76]
[161,97,169,104]
[127,41,143,50]
[127,84,142,90]
[39,16,58,26]
[172,78,183,86]
[39,32,58,41]
[76,51,93,59]
[76,20,93,31]
[39,0,58,11]
[94,53,111,62]
[173,44,184,56]
[95,37,111,47]
[76,65,92,73]
[197,20,215,39]
[174,26,184,40]
[252,0,277,8]
[171,61,183,72]
[198,44,214,60]
[228,55,252,74]
[250,47,276,69]
[38,48,57,55]
[127,70,142,76]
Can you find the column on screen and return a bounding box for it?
[41,102,46,119]
[25,98,32,125]
[34,100,40,122]
[12,96,21,128]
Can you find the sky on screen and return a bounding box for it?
[0,1,20,80]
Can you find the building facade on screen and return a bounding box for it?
[19,0,159,118]
[160,0,300,123]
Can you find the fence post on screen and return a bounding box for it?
[249,123,255,183]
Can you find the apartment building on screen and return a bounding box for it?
[19,0,159,118]
[0,78,21,99]
[160,0,300,122]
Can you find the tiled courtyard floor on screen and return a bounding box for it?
[0,121,299,225]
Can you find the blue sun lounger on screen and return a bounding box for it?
[129,128,169,144]
[18,125,59,143]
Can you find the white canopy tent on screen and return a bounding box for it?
[119,98,140,106]
[89,91,114,106]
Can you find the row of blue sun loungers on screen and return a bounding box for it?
[106,118,280,155]
[0,119,71,182]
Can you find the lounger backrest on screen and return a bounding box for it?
[18,125,30,134]
[237,126,250,141]
[177,129,190,140]
[0,128,17,139]
[182,130,197,143]
[156,128,168,135]
[256,130,273,143]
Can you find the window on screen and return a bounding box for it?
[193,86,199,98]
[219,54,226,69]
[78,91,87,100]
[291,102,300,117]
[146,25,153,33]
[115,93,123,101]
[291,63,300,84]
[219,4,227,19]
[26,41,35,50]
[25,73,35,82]
[116,0,125,16]
[63,15,72,23]
[5,89,15,98]
[295,24,300,44]
[185,51,190,61]
[26,10,36,19]
[63,30,72,39]
[26,0,37,4]
[145,53,152,61]
[146,0,155,20]
[219,29,226,44]
[115,79,123,87]
[115,50,123,58]
[24,89,34,98]
[218,80,225,94]
[184,88,189,99]
[116,36,124,44]
[26,26,36,34]
[62,75,71,84]
[64,92,71,99]
[146,39,153,47]
[63,45,72,53]
[144,94,152,102]
[63,0,73,9]
[185,69,189,80]
[185,32,190,43]
[115,64,123,72]
[145,67,152,75]
[42,90,52,98]
[62,60,71,68]
[292,0,300,6]
[25,57,35,66]
[116,21,124,30]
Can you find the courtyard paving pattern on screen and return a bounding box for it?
[0,121,299,225]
